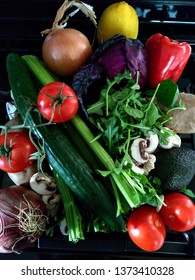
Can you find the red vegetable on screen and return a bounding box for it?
[0,132,36,173]
[127,205,166,251]
[159,192,195,232]
[0,185,48,253]
[145,33,191,88]
[37,81,79,123]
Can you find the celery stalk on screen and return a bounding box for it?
[71,114,141,209]
[22,56,58,84]
[71,114,116,171]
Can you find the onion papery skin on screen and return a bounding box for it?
[42,28,93,77]
[0,185,48,253]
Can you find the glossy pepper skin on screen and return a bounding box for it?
[145,33,191,88]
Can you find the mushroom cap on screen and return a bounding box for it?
[130,138,149,164]
[145,131,159,153]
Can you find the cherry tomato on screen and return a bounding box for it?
[127,205,166,252]
[37,82,79,123]
[159,192,195,232]
[0,132,36,173]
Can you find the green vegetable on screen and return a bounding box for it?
[22,55,164,215]
[156,79,179,108]
[6,53,126,238]
[87,71,184,157]
[53,171,84,242]
[86,71,186,207]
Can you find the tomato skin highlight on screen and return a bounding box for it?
[37,82,79,123]
[159,192,195,232]
[127,205,166,252]
[0,132,36,173]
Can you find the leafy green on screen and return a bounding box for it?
[180,188,195,198]
[156,79,179,107]
[86,71,185,214]
[87,71,184,159]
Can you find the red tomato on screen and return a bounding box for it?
[127,205,166,252]
[0,132,36,173]
[159,192,195,232]
[37,82,79,123]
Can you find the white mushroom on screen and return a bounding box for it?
[130,133,159,164]
[143,154,156,175]
[42,193,61,205]
[59,217,68,236]
[130,133,159,175]
[145,131,159,153]
[7,162,38,186]
[159,128,181,149]
[132,164,145,175]
[46,203,60,221]
[30,172,57,195]
[130,138,149,164]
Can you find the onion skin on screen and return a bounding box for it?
[42,28,92,77]
[0,185,48,253]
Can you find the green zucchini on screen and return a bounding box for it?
[6,52,126,232]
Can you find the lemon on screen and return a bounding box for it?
[97,1,139,44]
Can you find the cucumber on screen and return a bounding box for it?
[6,53,126,232]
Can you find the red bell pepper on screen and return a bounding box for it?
[145,33,191,88]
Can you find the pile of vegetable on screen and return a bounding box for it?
[0,0,195,254]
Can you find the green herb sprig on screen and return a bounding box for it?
[87,71,185,160]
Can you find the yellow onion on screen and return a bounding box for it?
[41,0,97,78]
[42,28,92,77]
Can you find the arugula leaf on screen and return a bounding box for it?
[143,103,161,127]
[124,106,144,119]
[87,71,184,159]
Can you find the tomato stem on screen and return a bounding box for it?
[40,83,75,123]
[0,130,12,158]
[42,83,74,106]
[0,144,11,157]
[0,132,12,167]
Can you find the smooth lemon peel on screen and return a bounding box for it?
[97,1,139,44]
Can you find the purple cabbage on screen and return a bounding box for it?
[97,38,148,89]
[71,35,148,117]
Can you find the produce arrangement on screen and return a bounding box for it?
[0,0,195,254]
